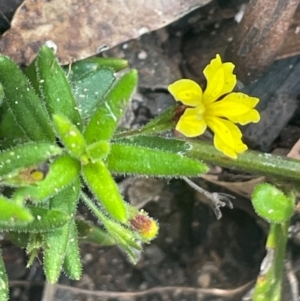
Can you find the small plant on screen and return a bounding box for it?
[0,47,299,301]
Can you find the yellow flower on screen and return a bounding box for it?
[168,54,260,159]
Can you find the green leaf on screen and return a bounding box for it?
[114,135,192,153]
[0,55,54,142]
[106,142,208,177]
[0,142,61,177]
[72,68,115,121]
[252,183,295,223]
[35,46,83,130]
[86,140,110,162]
[65,57,128,120]
[1,163,49,187]
[52,114,87,162]
[0,195,33,224]
[66,57,128,82]
[44,179,80,283]
[62,221,82,280]
[82,161,127,223]
[44,224,70,283]
[48,177,80,213]
[70,70,116,121]
[0,104,28,146]
[84,69,138,144]
[13,155,81,202]
[0,251,9,301]
[6,232,29,248]
[23,59,40,95]
[0,206,70,232]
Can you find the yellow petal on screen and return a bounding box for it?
[176,107,207,137]
[203,54,236,104]
[227,110,260,125]
[168,79,203,107]
[206,116,247,158]
[206,92,260,125]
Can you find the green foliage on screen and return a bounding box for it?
[0,206,70,232]
[35,46,83,130]
[82,161,127,222]
[0,56,54,142]
[83,69,138,143]
[0,142,61,178]
[106,142,208,176]
[252,183,294,223]
[0,38,297,301]
[53,114,87,162]
[0,195,33,224]
[252,185,295,301]
[0,45,208,295]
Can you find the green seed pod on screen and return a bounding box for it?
[0,251,9,301]
[86,140,110,162]
[13,155,80,202]
[52,114,87,161]
[62,221,82,280]
[0,55,54,142]
[82,161,127,223]
[43,178,80,283]
[252,183,295,223]
[0,142,60,178]
[106,142,208,177]
[84,69,138,144]
[0,206,70,232]
[0,195,33,224]
[35,46,83,130]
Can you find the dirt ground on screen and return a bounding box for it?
[2,1,300,300]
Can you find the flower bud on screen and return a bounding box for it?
[130,212,158,241]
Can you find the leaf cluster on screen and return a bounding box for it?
[0,45,208,298]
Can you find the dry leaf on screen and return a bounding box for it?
[0,0,211,65]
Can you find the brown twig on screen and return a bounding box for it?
[11,280,255,301]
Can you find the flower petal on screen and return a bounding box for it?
[168,79,203,107]
[203,54,236,104]
[206,116,247,158]
[176,107,207,137]
[227,110,260,125]
[206,92,260,125]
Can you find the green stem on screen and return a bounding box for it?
[114,106,176,139]
[253,221,289,301]
[186,140,300,183]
